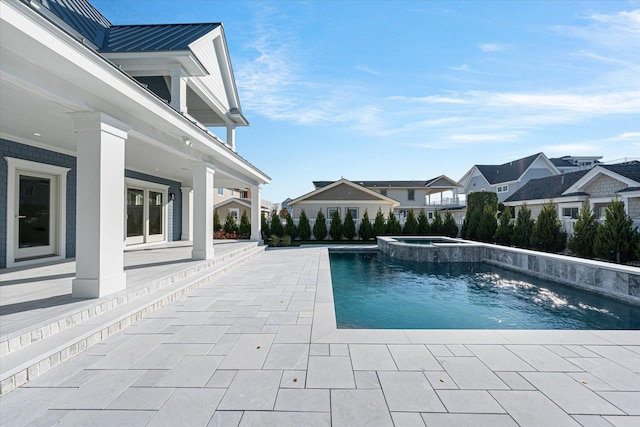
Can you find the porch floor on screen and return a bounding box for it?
[0,240,256,340]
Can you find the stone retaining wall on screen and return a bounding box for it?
[377,236,640,305]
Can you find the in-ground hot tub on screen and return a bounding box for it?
[377,235,485,262]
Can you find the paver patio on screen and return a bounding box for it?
[0,246,639,426]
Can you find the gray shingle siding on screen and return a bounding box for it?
[124,170,182,242]
[1,140,77,268]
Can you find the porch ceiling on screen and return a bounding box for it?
[0,77,251,189]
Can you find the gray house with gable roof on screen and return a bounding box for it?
[458,153,560,203]
[504,162,640,234]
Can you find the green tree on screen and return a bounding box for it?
[477,206,497,243]
[461,192,498,240]
[512,204,534,249]
[343,210,356,240]
[261,212,270,239]
[214,210,222,232]
[403,210,418,235]
[298,209,311,241]
[417,211,431,235]
[430,211,443,235]
[373,208,387,238]
[567,202,599,258]
[270,212,283,238]
[224,211,238,234]
[531,202,566,252]
[313,210,327,241]
[284,211,297,239]
[329,210,343,241]
[238,210,251,239]
[594,200,638,263]
[495,208,513,246]
[358,209,373,240]
[443,211,459,238]
[386,210,402,235]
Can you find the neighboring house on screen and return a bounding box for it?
[458,153,560,203]
[1,0,269,298]
[550,155,602,173]
[504,162,640,234]
[288,177,462,233]
[311,176,462,219]
[214,187,269,225]
[288,179,400,229]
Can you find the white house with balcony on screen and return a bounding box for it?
[1,0,269,298]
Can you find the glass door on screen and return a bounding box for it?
[125,186,166,245]
[147,191,164,243]
[16,173,56,260]
[126,188,145,244]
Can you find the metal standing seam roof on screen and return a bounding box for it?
[101,23,221,52]
[43,0,111,46]
[476,152,543,185]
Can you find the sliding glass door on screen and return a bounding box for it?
[125,184,166,245]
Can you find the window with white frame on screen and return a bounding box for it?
[229,208,240,224]
[407,189,415,201]
[562,207,579,219]
[346,208,358,219]
[496,185,508,193]
[217,188,224,195]
[327,207,340,218]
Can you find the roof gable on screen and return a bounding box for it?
[563,163,640,195]
[313,177,461,190]
[291,179,399,205]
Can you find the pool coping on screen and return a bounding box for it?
[311,248,640,346]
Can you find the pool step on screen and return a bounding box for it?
[0,243,265,395]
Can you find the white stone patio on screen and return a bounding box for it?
[1,246,639,426]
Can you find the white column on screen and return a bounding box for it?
[226,125,236,152]
[170,68,187,113]
[250,185,263,244]
[70,112,128,298]
[192,163,215,260]
[180,186,193,240]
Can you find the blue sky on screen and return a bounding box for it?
[93,0,640,204]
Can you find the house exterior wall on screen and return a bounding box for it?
[1,139,77,269]
[124,170,182,242]
[215,201,251,223]
[0,140,185,268]
[378,189,428,207]
[584,174,628,198]
[626,196,640,219]
[466,175,491,194]
[292,202,393,222]
[308,183,374,201]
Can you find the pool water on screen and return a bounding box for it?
[330,252,640,330]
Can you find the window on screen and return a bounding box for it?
[562,207,579,219]
[408,189,415,201]
[229,208,240,223]
[230,189,235,196]
[427,211,434,219]
[239,190,248,199]
[496,185,508,193]
[125,178,168,245]
[380,189,387,196]
[327,207,340,218]
[217,188,224,195]
[595,203,609,219]
[347,208,358,219]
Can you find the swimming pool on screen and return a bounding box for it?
[330,252,640,330]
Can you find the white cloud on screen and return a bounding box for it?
[449,64,470,71]
[355,65,381,75]
[478,43,506,52]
